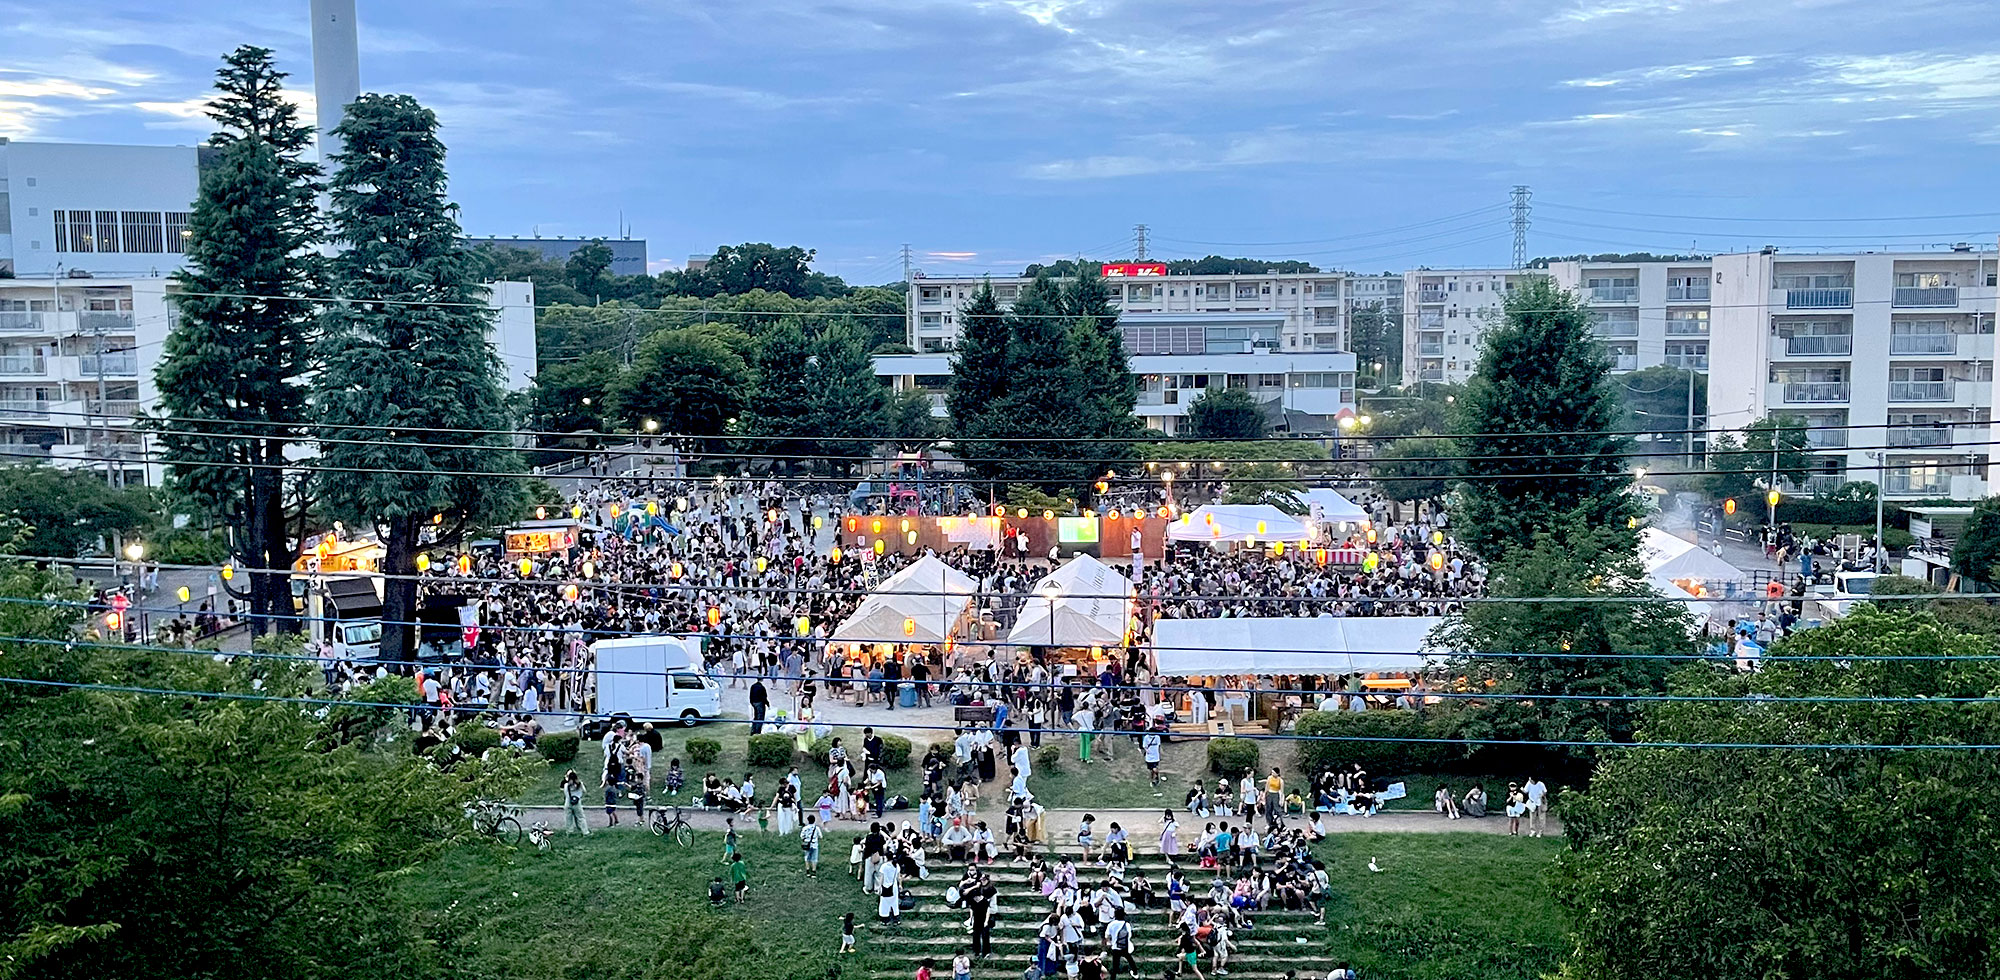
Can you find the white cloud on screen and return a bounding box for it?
[1806,52,2000,103]
[0,78,118,100]
[1565,56,1761,88]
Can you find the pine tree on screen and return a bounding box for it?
[983,276,1088,484]
[1453,277,1636,560]
[945,281,1007,444]
[804,324,889,470]
[743,318,817,466]
[153,46,318,636]
[313,94,523,663]
[1063,266,1140,474]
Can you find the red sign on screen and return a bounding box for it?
[1101,263,1167,278]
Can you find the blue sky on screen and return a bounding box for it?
[4,0,1999,282]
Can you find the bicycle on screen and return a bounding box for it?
[466,799,524,846]
[650,804,694,847]
[527,820,554,851]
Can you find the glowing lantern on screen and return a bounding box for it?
[671,562,684,579]
[564,584,579,602]
[104,612,121,631]
[1724,498,1737,516]
[1205,513,1215,526]
[813,515,824,529]
[770,509,781,523]
[755,557,768,574]
[906,530,918,545]
[994,504,1007,516]
[1211,526,1221,538]
[708,606,722,627]
[847,516,859,532]
[1017,508,1028,519]
[518,558,534,577]
[1273,542,1285,556]
[1182,513,1192,525]
[571,504,583,520]
[903,617,916,637]
[457,555,471,574]
[176,586,191,603]
[942,517,956,530]
[900,518,911,533]
[1767,490,1781,508]
[1432,530,1444,546]
[1095,481,1108,493]
[1315,548,1328,567]
[415,553,431,572]
[944,638,956,655]
[1043,509,1055,521]
[221,564,235,581]
[1157,506,1169,519]
[582,560,596,578]
[1091,645,1104,658]
[1429,552,1445,571]
[872,518,884,535]
[831,546,844,564]
[647,500,659,516]
[536,506,547,521]
[874,539,886,555]
[610,504,622,519]
[432,513,443,525]
[1365,528,1378,544]
[1627,517,1638,529]
[1083,509,1095,519]
[796,616,812,636]
[1107,509,1120,521]
[1256,520,1267,535]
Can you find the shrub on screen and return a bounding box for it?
[746,733,793,768]
[1035,744,1062,775]
[537,730,580,764]
[1206,737,1260,775]
[1294,708,1460,778]
[686,737,722,764]
[451,724,504,757]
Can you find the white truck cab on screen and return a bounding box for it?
[582,635,723,738]
[1811,569,1878,621]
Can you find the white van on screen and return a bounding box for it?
[582,635,724,737]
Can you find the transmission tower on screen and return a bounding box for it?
[900,243,914,282]
[1510,186,1532,269]
[1133,224,1150,261]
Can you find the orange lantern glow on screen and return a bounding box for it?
[670,562,684,579]
[831,546,843,564]
[1095,481,1108,493]
[564,584,579,602]
[1315,548,1328,566]
[1083,509,1095,519]
[994,504,1007,516]
[874,539,886,555]
[610,504,621,518]
[1017,508,1028,519]
[847,516,859,532]
[1157,506,1170,519]
[708,606,721,627]
[1211,526,1221,537]
[871,518,883,535]
[457,555,471,574]
[1724,498,1736,516]
[1365,527,1378,544]
[1205,513,1215,526]
[903,617,916,637]
[536,506,548,521]
[1429,552,1445,571]
[1432,530,1444,545]
[1107,509,1120,521]
[432,513,444,525]
[1043,509,1055,521]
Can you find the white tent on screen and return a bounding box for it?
[1166,505,1313,543]
[1639,528,1745,584]
[832,555,977,645]
[1151,616,1445,677]
[1302,489,1369,525]
[1007,554,1136,649]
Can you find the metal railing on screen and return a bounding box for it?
[1588,286,1637,303]
[1892,286,1958,308]
[1417,369,1445,382]
[0,400,49,418]
[1592,320,1640,338]
[1889,333,1955,355]
[1887,427,1953,448]
[1667,284,1710,301]
[1782,382,1850,402]
[1885,474,1952,496]
[1418,343,1443,356]
[1418,290,1448,303]
[78,354,139,375]
[87,398,142,417]
[1417,317,1444,331]
[1664,354,1709,370]
[1785,334,1852,355]
[78,312,135,331]
[1786,288,1853,309]
[1806,430,1848,449]
[0,356,46,375]
[1795,474,1845,495]
[1888,380,1953,402]
[0,312,49,332]
[1665,320,1710,335]
[1612,354,1638,371]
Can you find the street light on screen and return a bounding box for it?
[643,419,659,433]
[124,542,144,562]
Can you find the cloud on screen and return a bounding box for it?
[0,78,119,100]
[926,251,979,261]
[1564,56,1761,88]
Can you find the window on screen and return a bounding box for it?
[164,212,191,253]
[63,211,93,252]
[1776,273,1853,289]
[1257,374,1283,388]
[1897,271,1953,288]
[52,211,70,252]
[1227,374,1249,389]
[671,673,705,691]
[1890,366,1947,383]
[120,211,164,253]
[94,211,119,252]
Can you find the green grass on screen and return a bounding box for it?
[400,829,1566,980]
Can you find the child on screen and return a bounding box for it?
[839,912,857,954]
[708,876,726,906]
[604,774,623,827]
[665,758,685,795]
[952,948,972,980]
[917,957,936,980]
[849,838,866,879]
[757,807,771,834]
[1077,813,1098,863]
[729,855,750,903]
[723,818,740,864]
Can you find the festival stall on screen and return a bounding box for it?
[1302,488,1370,532]
[1166,505,1313,545]
[1151,615,1445,726]
[1639,527,1746,599]
[1006,554,1138,654]
[831,554,978,646]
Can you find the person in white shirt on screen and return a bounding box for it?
[1011,741,1033,780]
[1523,776,1549,837]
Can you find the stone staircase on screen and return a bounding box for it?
[859,850,1339,980]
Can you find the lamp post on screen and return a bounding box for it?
[1864,451,1887,570]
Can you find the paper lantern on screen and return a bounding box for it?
[1431,530,1444,545]
[415,553,431,572]
[1273,542,1285,556]
[1365,528,1378,544]
[1767,490,1781,507]
[220,564,234,581]
[1017,508,1028,519]
[872,518,884,535]
[1724,498,1737,515]
[796,616,812,636]
[1256,520,1267,535]
[903,617,916,637]
[104,612,121,631]
[457,555,471,574]
[518,558,534,577]
[1091,645,1104,658]
[769,509,781,523]
[1211,526,1221,538]
[676,496,689,512]
[906,530,917,545]
[1429,552,1444,571]
[1157,506,1169,519]
[942,517,956,530]
[1043,509,1055,521]
[432,513,443,525]
[176,586,191,602]
[874,539,886,555]
[813,515,824,529]
[647,500,659,516]
[994,504,1007,516]
[1083,509,1095,519]
[536,506,547,521]
[944,638,956,655]
[831,546,843,564]
[564,584,579,601]
[1182,513,1193,525]
[1095,481,1108,493]
[609,504,621,518]
[1315,548,1328,567]
[670,562,683,579]
[1627,517,1638,529]
[582,560,596,578]
[1205,513,1215,526]
[708,606,722,627]
[901,518,911,533]
[571,504,583,520]
[755,557,767,574]
[1107,509,1120,521]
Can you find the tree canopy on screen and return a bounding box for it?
[609,328,755,437]
[0,466,153,559]
[1183,387,1267,440]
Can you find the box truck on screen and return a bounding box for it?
[581,635,723,738]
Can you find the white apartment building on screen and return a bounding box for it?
[0,139,538,485]
[1547,259,1715,376]
[1401,268,1542,384]
[906,266,1400,355]
[876,311,1358,436]
[1706,248,1998,499]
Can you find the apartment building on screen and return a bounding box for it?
[0,277,167,484]
[1707,248,1998,499]
[1546,259,1715,376]
[905,264,1400,354]
[875,311,1357,436]
[1401,268,1541,384]
[0,139,204,280]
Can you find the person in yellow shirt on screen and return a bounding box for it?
[1263,768,1285,832]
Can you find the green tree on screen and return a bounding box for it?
[525,351,618,434]
[153,46,318,636]
[1553,608,2000,980]
[1951,496,2000,585]
[883,389,943,452]
[313,94,524,663]
[610,328,754,437]
[1371,437,1457,504]
[979,277,1090,485]
[0,465,153,558]
[946,282,1008,446]
[742,319,817,463]
[1219,461,1306,511]
[1454,278,1636,560]
[665,243,849,299]
[1062,266,1140,459]
[1705,415,1816,502]
[1347,302,1401,385]
[564,239,614,296]
[1183,387,1267,440]
[804,324,889,467]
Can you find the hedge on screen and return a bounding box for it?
[746,733,794,768]
[1206,737,1260,775]
[536,730,580,764]
[686,738,722,765]
[451,724,503,757]
[1293,708,1461,777]
[810,734,912,769]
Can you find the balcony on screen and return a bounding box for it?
[0,356,46,376]
[1784,334,1852,356]
[1418,317,1444,332]
[0,312,51,332]
[0,400,49,418]
[1665,320,1710,336]
[1611,354,1638,371]
[1592,320,1640,338]
[1806,429,1848,449]
[78,311,135,331]
[1667,284,1711,301]
[1782,382,1851,403]
[1314,287,1339,300]
[1588,286,1637,303]
[1893,286,1958,308]
[1418,343,1444,356]
[1795,474,1846,495]
[1417,368,1445,382]
[87,398,142,417]
[1418,290,1448,304]
[1888,381,1954,402]
[1887,427,1953,448]
[1884,473,1953,497]
[1663,354,1709,371]
[1786,288,1853,310]
[1889,334,1956,355]
[77,354,139,376]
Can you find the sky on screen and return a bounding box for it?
[3,0,1999,282]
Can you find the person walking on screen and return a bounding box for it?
[562,770,590,835]
[750,678,769,734]
[1104,908,1139,980]
[968,879,996,959]
[800,813,824,878]
[1523,775,1549,837]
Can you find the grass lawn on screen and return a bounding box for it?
[401,829,1566,980]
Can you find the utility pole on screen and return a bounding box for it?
[1133,224,1149,262]
[1686,367,1698,468]
[901,243,915,347]
[1510,186,1532,269]
[90,316,116,488]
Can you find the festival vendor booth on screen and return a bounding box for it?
[1166,505,1313,549]
[504,518,584,559]
[831,555,979,706]
[1303,488,1369,534]
[1639,527,1745,604]
[1151,615,1444,727]
[1006,554,1138,672]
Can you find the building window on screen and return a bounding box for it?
[63,211,95,252]
[163,212,191,253]
[94,211,120,252]
[120,211,165,253]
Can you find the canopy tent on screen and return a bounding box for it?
[1166,505,1313,543]
[1007,554,1136,649]
[1151,616,1445,677]
[1639,528,1745,585]
[832,555,977,645]
[1302,489,1369,525]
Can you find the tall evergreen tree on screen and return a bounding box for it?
[313,94,523,663]
[743,318,817,465]
[1453,278,1636,560]
[945,282,1008,442]
[983,276,1088,484]
[1063,266,1140,472]
[804,324,889,470]
[153,46,318,636]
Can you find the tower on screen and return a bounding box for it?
[1133,224,1150,262]
[310,0,361,165]
[1510,185,1532,269]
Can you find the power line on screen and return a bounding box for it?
[1539,201,2000,224]
[1153,206,1511,249]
